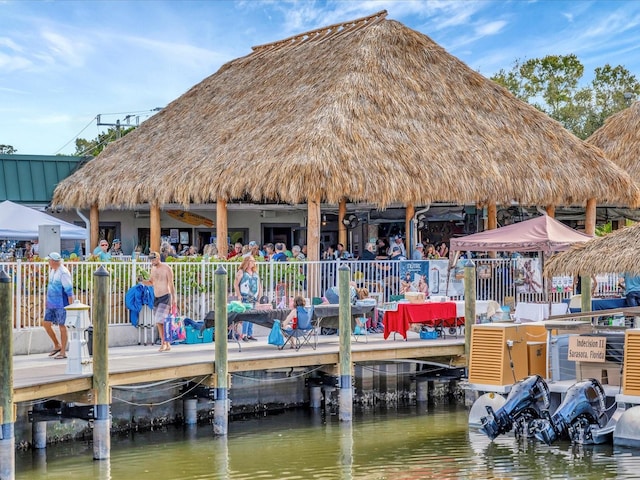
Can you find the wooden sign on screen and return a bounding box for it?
[568,336,606,363]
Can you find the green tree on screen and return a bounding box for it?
[0,144,17,154]
[74,126,135,156]
[492,55,640,139]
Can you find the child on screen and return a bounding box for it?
[282,295,306,330]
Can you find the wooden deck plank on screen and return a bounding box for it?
[12,333,465,403]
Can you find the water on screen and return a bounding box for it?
[14,404,640,479]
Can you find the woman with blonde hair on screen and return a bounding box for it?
[234,255,262,341]
[203,243,218,258]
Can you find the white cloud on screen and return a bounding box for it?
[40,30,91,68]
[0,51,32,72]
[0,85,29,95]
[0,36,22,52]
[476,20,506,37]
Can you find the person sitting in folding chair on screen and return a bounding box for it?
[280,296,316,351]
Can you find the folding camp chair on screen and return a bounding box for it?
[279,306,317,350]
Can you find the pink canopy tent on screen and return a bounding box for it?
[450,215,592,254]
[449,215,593,315]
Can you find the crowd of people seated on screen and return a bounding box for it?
[79,235,451,264]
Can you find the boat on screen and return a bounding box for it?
[466,313,640,447]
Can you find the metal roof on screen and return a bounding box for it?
[0,154,89,205]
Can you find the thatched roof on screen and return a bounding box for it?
[52,11,639,210]
[588,101,640,179]
[545,223,640,276]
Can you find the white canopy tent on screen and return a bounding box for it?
[0,200,87,240]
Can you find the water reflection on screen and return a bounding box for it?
[339,423,352,480]
[92,458,111,480]
[13,405,640,479]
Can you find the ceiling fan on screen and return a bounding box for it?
[416,213,428,230]
[342,213,360,229]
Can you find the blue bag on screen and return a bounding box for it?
[268,319,285,346]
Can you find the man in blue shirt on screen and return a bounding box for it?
[412,243,424,260]
[622,272,640,307]
[271,242,288,261]
[43,252,74,359]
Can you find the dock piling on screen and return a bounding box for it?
[184,398,198,425]
[213,266,229,435]
[0,270,15,480]
[32,421,47,449]
[338,265,353,422]
[310,385,322,408]
[92,266,111,461]
[464,261,476,360]
[416,378,429,402]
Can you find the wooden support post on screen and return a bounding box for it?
[92,266,110,461]
[216,199,228,258]
[545,205,555,217]
[464,261,477,359]
[150,203,161,254]
[487,203,497,230]
[214,266,229,436]
[0,270,15,480]
[405,203,414,252]
[307,197,321,297]
[338,265,353,422]
[338,199,347,250]
[90,204,99,251]
[307,197,321,262]
[582,198,597,313]
[487,203,497,258]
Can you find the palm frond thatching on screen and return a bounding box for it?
[52,11,639,210]
[588,101,640,178]
[545,223,640,276]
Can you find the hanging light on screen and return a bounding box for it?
[322,214,327,226]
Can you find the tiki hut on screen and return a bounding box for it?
[588,101,640,182]
[545,223,640,276]
[543,103,640,276]
[52,10,639,259]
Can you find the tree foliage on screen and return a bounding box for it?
[0,145,17,154]
[74,126,135,157]
[491,54,640,139]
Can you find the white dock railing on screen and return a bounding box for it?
[3,257,620,331]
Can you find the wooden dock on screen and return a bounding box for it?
[13,332,465,403]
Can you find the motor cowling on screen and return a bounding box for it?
[533,378,608,445]
[480,375,550,440]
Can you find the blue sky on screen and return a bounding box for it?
[2,0,640,156]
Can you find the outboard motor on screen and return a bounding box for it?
[533,378,608,445]
[480,375,550,440]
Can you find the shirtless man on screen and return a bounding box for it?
[144,251,177,352]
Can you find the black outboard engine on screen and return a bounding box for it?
[481,375,550,440]
[533,378,608,445]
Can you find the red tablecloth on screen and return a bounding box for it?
[383,302,458,339]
